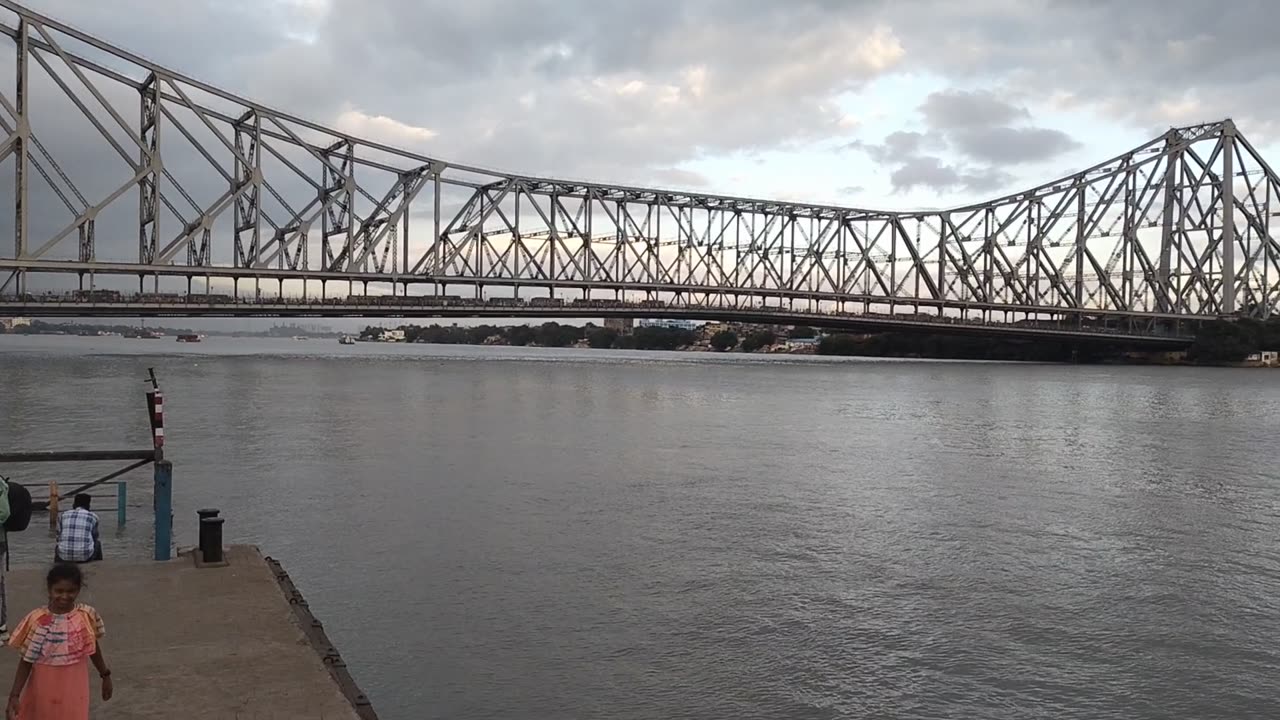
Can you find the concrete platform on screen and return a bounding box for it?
[0,545,370,719]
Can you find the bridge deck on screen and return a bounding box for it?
[0,300,1195,346]
[0,545,370,719]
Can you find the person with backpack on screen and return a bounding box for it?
[0,478,11,643]
[0,477,35,643]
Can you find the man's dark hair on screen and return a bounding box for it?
[73,493,91,510]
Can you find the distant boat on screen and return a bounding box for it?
[176,334,201,343]
[292,335,309,340]
[339,335,356,345]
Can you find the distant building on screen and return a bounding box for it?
[785,337,819,350]
[0,317,30,332]
[603,317,633,334]
[1245,350,1279,367]
[367,327,406,342]
[700,322,731,339]
[638,318,699,331]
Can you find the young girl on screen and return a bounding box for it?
[4,564,112,720]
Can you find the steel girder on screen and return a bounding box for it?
[0,1,1277,321]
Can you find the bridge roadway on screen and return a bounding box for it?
[0,299,1196,347]
[0,258,1222,325]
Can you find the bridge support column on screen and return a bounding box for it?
[1220,121,1237,315]
[1158,131,1179,313]
[13,20,28,296]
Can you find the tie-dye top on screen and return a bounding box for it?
[7,604,104,666]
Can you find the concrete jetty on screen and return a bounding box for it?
[0,545,374,719]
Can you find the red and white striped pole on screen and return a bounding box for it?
[145,368,173,560]
[151,389,164,449]
[145,368,164,455]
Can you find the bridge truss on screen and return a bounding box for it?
[0,1,1278,325]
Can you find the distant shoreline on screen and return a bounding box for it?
[7,318,1277,368]
[4,319,344,340]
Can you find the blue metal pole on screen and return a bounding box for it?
[153,460,172,561]
[117,482,127,526]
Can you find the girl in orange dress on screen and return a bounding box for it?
[4,564,112,720]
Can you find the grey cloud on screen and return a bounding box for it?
[11,1,296,88]
[881,0,1280,138]
[847,131,930,164]
[24,0,1280,157]
[648,168,711,189]
[229,0,909,183]
[848,132,1014,194]
[919,89,1028,129]
[847,85,1081,193]
[916,89,1080,165]
[948,126,1081,165]
[889,156,1011,194]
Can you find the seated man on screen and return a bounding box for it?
[55,493,102,563]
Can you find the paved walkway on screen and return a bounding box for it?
[0,545,362,719]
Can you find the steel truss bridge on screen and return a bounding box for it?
[0,2,1276,348]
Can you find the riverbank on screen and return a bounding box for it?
[357,322,1141,364]
[3,319,342,339]
[10,316,1278,366]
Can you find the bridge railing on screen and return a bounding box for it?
[0,291,1197,339]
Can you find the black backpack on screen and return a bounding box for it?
[1,478,32,532]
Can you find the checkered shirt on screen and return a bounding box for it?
[56,508,98,562]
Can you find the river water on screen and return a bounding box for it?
[1,334,1278,719]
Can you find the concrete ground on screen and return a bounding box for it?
[0,545,362,719]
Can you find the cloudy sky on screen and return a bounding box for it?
[15,0,1280,214]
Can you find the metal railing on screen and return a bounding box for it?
[0,370,173,560]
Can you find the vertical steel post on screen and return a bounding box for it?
[937,213,948,316]
[432,170,442,282]
[117,481,126,526]
[402,175,410,279]
[153,460,172,561]
[233,111,261,268]
[1221,122,1237,315]
[139,74,160,265]
[1075,181,1085,309]
[1159,131,1179,313]
[13,20,28,295]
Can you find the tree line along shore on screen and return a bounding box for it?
[6,316,1277,365]
[356,316,1280,365]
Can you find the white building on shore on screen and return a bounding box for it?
[637,318,699,331]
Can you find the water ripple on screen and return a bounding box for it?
[2,337,1279,719]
